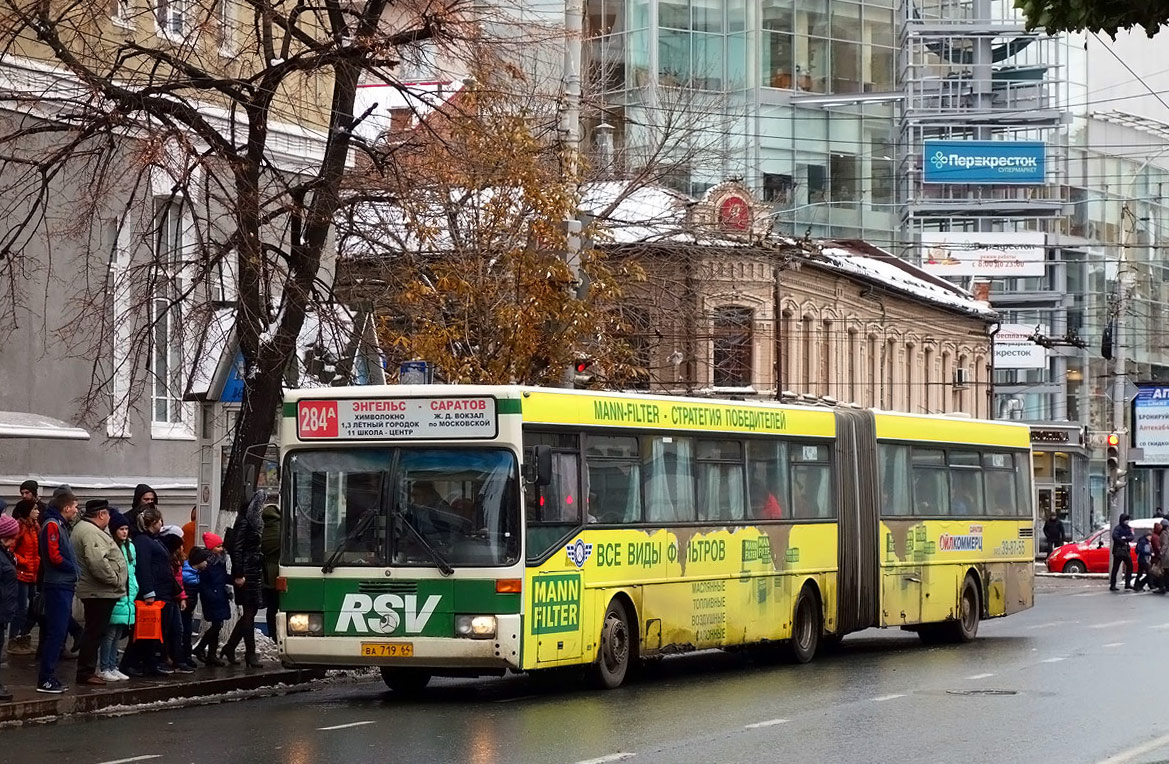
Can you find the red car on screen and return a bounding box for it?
[1046,520,1158,573]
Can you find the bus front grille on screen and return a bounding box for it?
[358,580,419,594]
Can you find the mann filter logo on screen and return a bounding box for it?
[938,533,984,552]
[566,538,593,569]
[741,536,771,563]
[335,593,441,634]
[531,573,580,634]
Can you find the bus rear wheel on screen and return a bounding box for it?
[785,588,821,664]
[380,667,432,695]
[594,599,633,689]
[936,576,981,644]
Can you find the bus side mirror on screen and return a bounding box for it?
[524,446,553,487]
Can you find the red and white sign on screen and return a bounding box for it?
[297,397,497,441]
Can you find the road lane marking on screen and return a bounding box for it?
[965,673,994,680]
[871,694,905,702]
[1025,620,1070,630]
[1102,642,1124,648]
[1149,622,1169,630]
[494,695,540,703]
[571,754,636,764]
[744,719,790,729]
[317,721,377,731]
[95,757,162,764]
[1093,732,1169,764]
[1088,620,1132,629]
[1040,657,1065,663]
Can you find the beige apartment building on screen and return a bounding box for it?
[591,183,996,418]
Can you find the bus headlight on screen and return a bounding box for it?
[287,613,324,636]
[455,615,496,639]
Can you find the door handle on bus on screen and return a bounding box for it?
[903,575,922,583]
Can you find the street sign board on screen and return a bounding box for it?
[922,140,1046,184]
[1132,385,1169,466]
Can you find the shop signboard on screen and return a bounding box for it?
[994,323,1048,369]
[1133,385,1169,466]
[923,140,1046,184]
[920,231,1046,278]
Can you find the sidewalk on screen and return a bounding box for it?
[0,644,322,724]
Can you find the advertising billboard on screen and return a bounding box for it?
[1133,386,1169,466]
[923,140,1046,185]
[920,231,1046,277]
[994,324,1048,370]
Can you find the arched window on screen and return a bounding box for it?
[713,306,754,388]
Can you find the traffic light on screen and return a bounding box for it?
[1106,433,1124,489]
[572,357,596,389]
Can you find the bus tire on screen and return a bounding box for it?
[380,667,432,695]
[785,587,821,664]
[942,575,981,643]
[594,598,633,690]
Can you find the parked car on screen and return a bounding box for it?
[1045,518,1161,574]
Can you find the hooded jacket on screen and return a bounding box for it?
[133,530,177,601]
[13,514,40,584]
[0,544,17,625]
[198,551,232,622]
[110,540,139,626]
[72,516,128,600]
[38,504,79,588]
[126,483,155,538]
[261,503,282,588]
[229,492,265,608]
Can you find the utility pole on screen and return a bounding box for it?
[1108,205,1136,528]
[559,0,584,388]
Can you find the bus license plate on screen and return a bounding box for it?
[361,642,414,657]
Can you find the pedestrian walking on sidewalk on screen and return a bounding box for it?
[1135,531,1155,591]
[160,525,196,673]
[6,500,41,654]
[71,500,127,686]
[181,547,209,669]
[193,533,230,666]
[36,486,79,694]
[100,510,135,682]
[1043,512,1065,558]
[261,502,282,642]
[223,492,265,668]
[0,514,22,700]
[1110,514,1135,591]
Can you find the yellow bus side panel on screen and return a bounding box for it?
[523,523,838,670]
[873,414,1030,449]
[880,518,1033,627]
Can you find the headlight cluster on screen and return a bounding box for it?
[287,612,324,636]
[454,615,497,639]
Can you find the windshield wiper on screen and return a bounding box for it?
[321,508,380,574]
[392,506,455,576]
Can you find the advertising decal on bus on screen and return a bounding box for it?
[297,397,497,440]
[335,593,443,634]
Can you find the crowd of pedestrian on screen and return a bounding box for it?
[1107,511,1169,593]
[0,481,281,700]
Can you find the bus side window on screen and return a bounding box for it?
[948,451,984,516]
[983,452,1017,516]
[747,440,788,520]
[878,444,911,516]
[586,436,642,524]
[790,444,832,520]
[697,440,745,523]
[911,448,949,516]
[643,436,696,523]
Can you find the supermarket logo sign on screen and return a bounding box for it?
[923,140,1045,185]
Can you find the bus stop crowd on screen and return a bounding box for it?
[0,481,281,700]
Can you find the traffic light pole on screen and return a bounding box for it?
[1108,270,1134,528]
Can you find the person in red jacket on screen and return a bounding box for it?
[6,500,41,654]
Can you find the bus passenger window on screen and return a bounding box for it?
[878,445,911,516]
[697,440,745,523]
[586,436,642,524]
[643,436,696,523]
[983,452,1017,516]
[911,448,949,516]
[747,440,788,520]
[790,444,832,520]
[948,451,984,516]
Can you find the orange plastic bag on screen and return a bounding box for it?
[134,601,166,641]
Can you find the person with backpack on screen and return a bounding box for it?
[1109,513,1135,592]
[1134,530,1155,591]
[193,533,231,666]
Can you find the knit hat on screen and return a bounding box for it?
[203,531,224,549]
[19,479,38,494]
[84,499,110,517]
[0,514,18,538]
[51,485,75,506]
[108,509,130,534]
[160,524,183,540]
[188,547,210,566]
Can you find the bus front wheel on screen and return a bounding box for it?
[594,599,633,689]
[380,667,432,695]
[785,588,821,664]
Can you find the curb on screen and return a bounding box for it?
[0,669,327,726]
[1036,571,1108,579]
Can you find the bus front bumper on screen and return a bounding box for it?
[279,614,522,671]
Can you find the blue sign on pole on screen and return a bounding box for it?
[922,140,1046,185]
[399,360,432,385]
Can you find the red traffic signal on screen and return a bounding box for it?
[574,360,590,374]
[1106,433,1120,447]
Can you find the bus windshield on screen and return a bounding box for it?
[285,447,520,569]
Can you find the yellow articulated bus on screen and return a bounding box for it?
[277,385,1034,692]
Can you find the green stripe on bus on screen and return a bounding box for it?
[497,398,521,415]
[283,402,297,418]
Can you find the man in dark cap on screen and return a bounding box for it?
[70,499,126,686]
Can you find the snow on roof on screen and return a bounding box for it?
[353,80,466,144]
[580,181,697,244]
[187,308,235,399]
[813,244,995,319]
[0,411,90,440]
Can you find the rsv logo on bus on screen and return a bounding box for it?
[335,593,442,634]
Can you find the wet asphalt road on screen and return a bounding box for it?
[13,576,1169,764]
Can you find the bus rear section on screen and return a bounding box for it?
[277,389,528,688]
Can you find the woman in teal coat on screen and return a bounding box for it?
[101,510,137,681]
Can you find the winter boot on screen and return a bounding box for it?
[6,635,33,655]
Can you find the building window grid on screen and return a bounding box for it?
[151,199,186,427]
[712,305,754,388]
